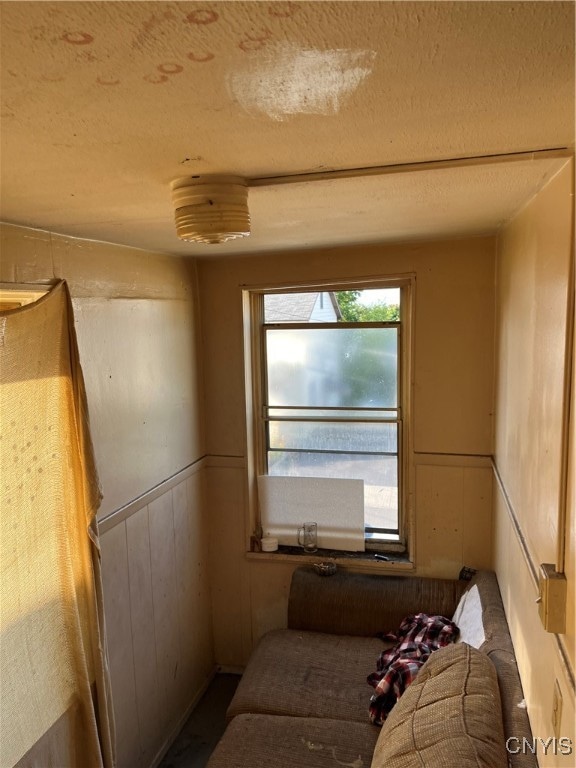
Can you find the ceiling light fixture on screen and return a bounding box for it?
[171,175,250,244]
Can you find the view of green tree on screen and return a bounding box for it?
[336,291,400,322]
[335,290,362,321]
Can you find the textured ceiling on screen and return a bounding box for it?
[0,1,574,257]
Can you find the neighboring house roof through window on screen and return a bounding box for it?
[264,291,342,323]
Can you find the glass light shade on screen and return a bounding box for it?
[171,175,250,244]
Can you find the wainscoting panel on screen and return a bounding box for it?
[100,466,215,768]
[126,506,164,767]
[415,461,493,578]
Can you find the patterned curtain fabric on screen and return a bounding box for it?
[0,281,115,767]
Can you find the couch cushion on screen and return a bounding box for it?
[370,643,508,768]
[289,568,467,637]
[227,629,386,723]
[207,713,379,768]
[461,570,537,768]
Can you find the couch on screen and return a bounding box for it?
[206,567,536,768]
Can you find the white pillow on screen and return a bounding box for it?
[452,584,485,649]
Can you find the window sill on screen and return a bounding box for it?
[245,545,414,573]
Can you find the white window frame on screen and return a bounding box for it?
[243,276,414,556]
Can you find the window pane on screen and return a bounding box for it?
[358,288,400,306]
[264,288,401,324]
[266,328,397,408]
[264,291,338,323]
[268,421,397,454]
[268,450,398,531]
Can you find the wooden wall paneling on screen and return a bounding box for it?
[172,478,204,712]
[206,466,253,668]
[494,488,575,768]
[171,479,193,711]
[100,522,141,767]
[413,242,495,456]
[415,462,493,577]
[125,506,163,766]
[147,493,182,738]
[492,163,574,759]
[415,464,464,577]
[100,476,216,768]
[494,162,572,568]
[248,561,294,646]
[563,322,576,671]
[462,467,493,569]
[185,471,215,682]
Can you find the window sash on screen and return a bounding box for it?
[262,322,403,543]
[265,439,400,539]
[253,285,409,548]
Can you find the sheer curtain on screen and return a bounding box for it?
[0,281,115,767]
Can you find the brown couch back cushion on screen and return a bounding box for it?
[288,568,467,637]
[370,643,508,768]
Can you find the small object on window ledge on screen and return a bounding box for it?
[313,561,337,577]
[374,554,389,561]
[297,521,318,553]
[261,536,278,552]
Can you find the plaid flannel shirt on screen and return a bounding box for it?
[367,613,459,725]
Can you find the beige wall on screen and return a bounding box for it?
[0,223,215,767]
[494,159,575,766]
[1,222,204,518]
[198,235,496,666]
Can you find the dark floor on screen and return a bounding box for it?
[158,674,240,768]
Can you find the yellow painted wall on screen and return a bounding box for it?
[0,223,214,767]
[494,159,575,767]
[198,235,496,666]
